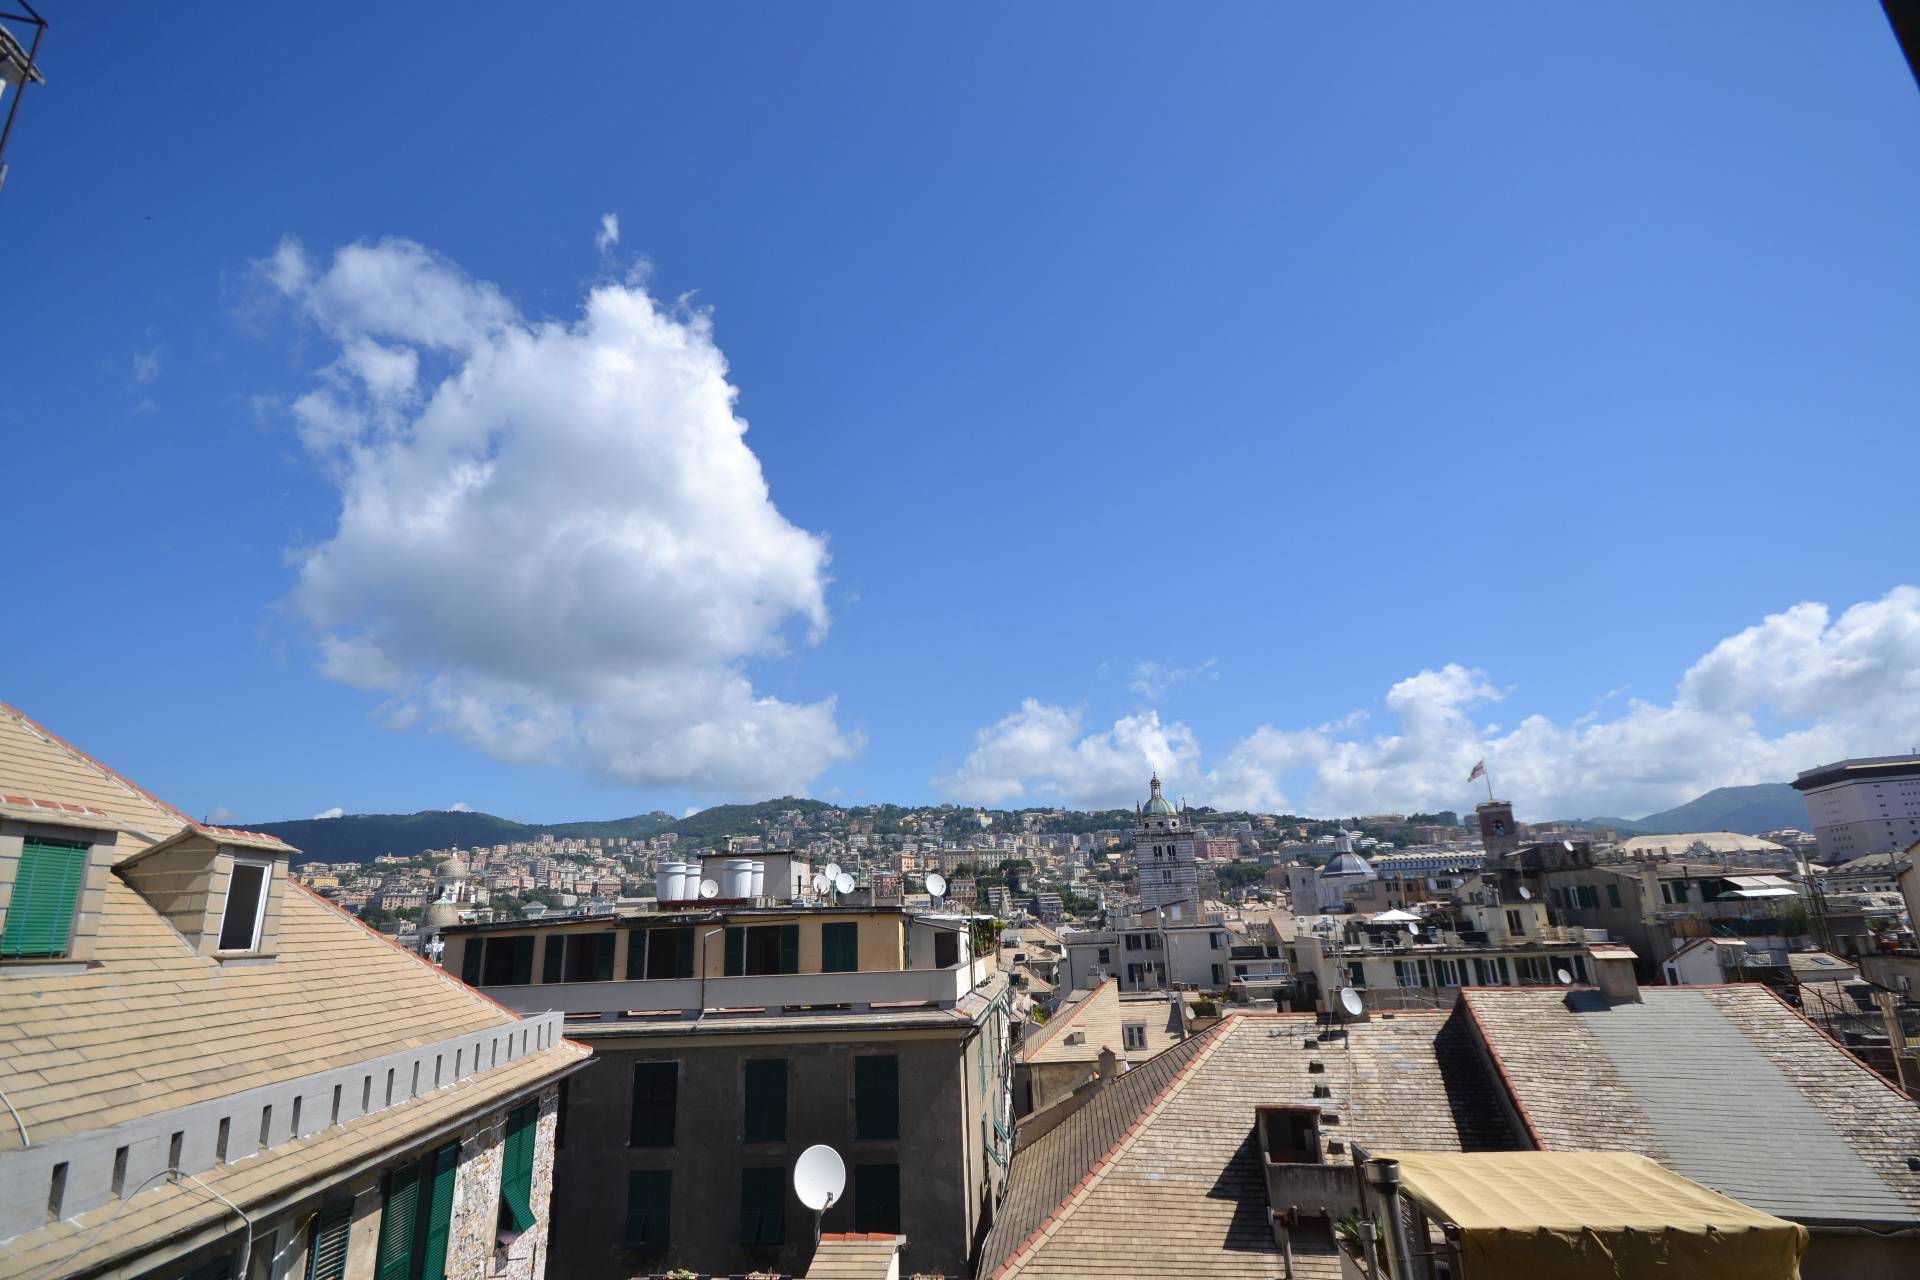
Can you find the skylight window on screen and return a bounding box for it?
[219,861,269,952]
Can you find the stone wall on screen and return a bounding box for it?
[447,1083,562,1280]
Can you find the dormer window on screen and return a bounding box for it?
[1,835,88,958]
[219,859,270,952]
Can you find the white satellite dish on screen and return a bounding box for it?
[1338,987,1364,1019]
[793,1144,846,1212]
[1562,840,1575,852]
[835,872,855,895]
[1183,1004,1196,1022]
[698,879,719,899]
[926,872,948,898]
[1407,922,1421,936]
[1555,968,1574,985]
[824,862,842,881]
[812,873,830,895]
[1517,885,1533,900]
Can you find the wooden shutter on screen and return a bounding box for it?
[630,1062,677,1146]
[626,930,647,979]
[736,1166,786,1245]
[417,1141,460,1280]
[306,1201,353,1280]
[1,838,87,958]
[724,927,744,976]
[373,1161,419,1280]
[854,1056,898,1140]
[498,1101,538,1231]
[853,1162,901,1234]
[542,935,564,984]
[460,939,484,985]
[623,1169,671,1248]
[675,926,694,979]
[779,924,799,975]
[593,933,615,981]
[508,936,535,985]
[742,1059,786,1143]
[822,922,858,973]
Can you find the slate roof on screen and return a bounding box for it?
[1022,980,1186,1066]
[1462,987,1920,1227]
[981,1010,1514,1278]
[803,1232,906,1278]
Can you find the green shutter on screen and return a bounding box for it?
[779,923,799,975]
[307,1200,353,1280]
[460,939,484,985]
[822,922,858,973]
[854,1056,899,1140]
[623,1169,671,1248]
[743,1059,786,1143]
[542,935,564,984]
[626,930,646,979]
[736,1166,786,1246]
[675,926,694,979]
[853,1163,900,1234]
[724,927,744,976]
[499,1101,538,1232]
[509,936,535,985]
[1,838,87,958]
[594,933,616,981]
[631,1062,677,1147]
[417,1142,460,1280]
[373,1161,419,1280]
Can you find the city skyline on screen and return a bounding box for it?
[6,4,1920,825]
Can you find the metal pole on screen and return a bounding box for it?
[0,3,45,190]
[1364,1158,1413,1280]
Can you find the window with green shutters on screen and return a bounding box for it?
[853,1162,900,1233]
[372,1141,461,1280]
[623,1169,671,1248]
[498,1101,538,1233]
[475,936,535,987]
[306,1201,353,1280]
[460,939,484,985]
[737,1166,786,1246]
[728,924,801,976]
[1,837,88,958]
[742,1059,787,1143]
[821,922,858,973]
[853,1055,898,1140]
[416,1142,459,1280]
[542,935,564,984]
[630,1061,677,1147]
[724,926,745,976]
[374,1160,420,1280]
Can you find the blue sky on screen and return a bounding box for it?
[4,3,1919,825]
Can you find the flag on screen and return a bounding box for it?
[1467,759,1486,783]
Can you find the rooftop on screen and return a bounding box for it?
[1793,755,1920,791]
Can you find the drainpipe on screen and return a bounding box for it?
[1364,1157,1413,1280]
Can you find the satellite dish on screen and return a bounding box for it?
[1338,987,1364,1019]
[926,872,948,898]
[1407,922,1421,936]
[699,879,719,899]
[812,873,830,895]
[835,872,855,895]
[1183,1004,1196,1022]
[793,1144,846,1212]
[1556,968,1574,985]
[1517,885,1533,900]
[1562,840,1575,852]
[824,862,842,881]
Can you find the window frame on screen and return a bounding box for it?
[630,1061,679,1148]
[218,858,272,954]
[623,1169,672,1249]
[0,835,90,960]
[736,1166,786,1246]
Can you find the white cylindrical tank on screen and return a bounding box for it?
[749,861,766,900]
[660,862,687,902]
[725,859,754,899]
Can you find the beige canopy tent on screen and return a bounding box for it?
[1374,1150,1807,1280]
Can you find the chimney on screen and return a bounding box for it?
[1588,946,1641,1005]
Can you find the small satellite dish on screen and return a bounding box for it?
[1407,922,1421,936]
[812,873,830,895]
[926,872,948,898]
[1338,987,1365,1019]
[824,862,842,881]
[835,872,855,895]
[1183,1004,1196,1022]
[698,879,719,899]
[1517,885,1533,900]
[793,1144,846,1212]
[1562,840,1575,852]
[1556,968,1574,985]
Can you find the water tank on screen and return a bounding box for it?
[660,862,688,902]
[749,861,766,900]
[725,859,754,899]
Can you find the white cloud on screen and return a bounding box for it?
[596,212,621,255]
[1128,657,1218,701]
[263,235,859,799]
[133,346,163,384]
[934,698,1202,808]
[313,806,345,820]
[943,587,1920,821]
[447,801,473,813]
[206,805,237,824]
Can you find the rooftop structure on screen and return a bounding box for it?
[1792,754,1920,861]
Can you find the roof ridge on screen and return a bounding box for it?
[1020,974,1117,1058]
[990,1015,1236,1279]
[1,699,193,831]
[1454,992,1545,1148]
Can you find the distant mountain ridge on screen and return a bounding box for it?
[1565,782,1807,837]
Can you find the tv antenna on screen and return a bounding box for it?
[793,1144,846,1243]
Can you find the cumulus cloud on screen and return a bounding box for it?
[934,698,1202,808]
[206,805,237,824]
[595,212,620,255]
[262,234,858,798]
[313,806,346,820]
[941,588,1920,820]
[447,801,473,813]
[1128,657,1219,701]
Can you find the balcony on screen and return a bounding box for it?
[478,955,995,1020]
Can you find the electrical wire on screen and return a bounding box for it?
[29,1166,253,1280]
[0,1084,28,1149]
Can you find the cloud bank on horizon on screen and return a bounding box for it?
[936,586,1920,821]
[263,225,859,799]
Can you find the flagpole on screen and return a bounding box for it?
[1484,767,1495,805]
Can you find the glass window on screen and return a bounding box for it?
[218,862,269,952]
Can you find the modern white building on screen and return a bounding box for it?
[1132,773,1200,911]
[1791,755,1920,861]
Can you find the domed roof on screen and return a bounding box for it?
[1143,773,1177,816]
[437,851,471,882]
[1324,851,1376,879]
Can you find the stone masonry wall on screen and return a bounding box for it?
[445,1083,561,1280]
